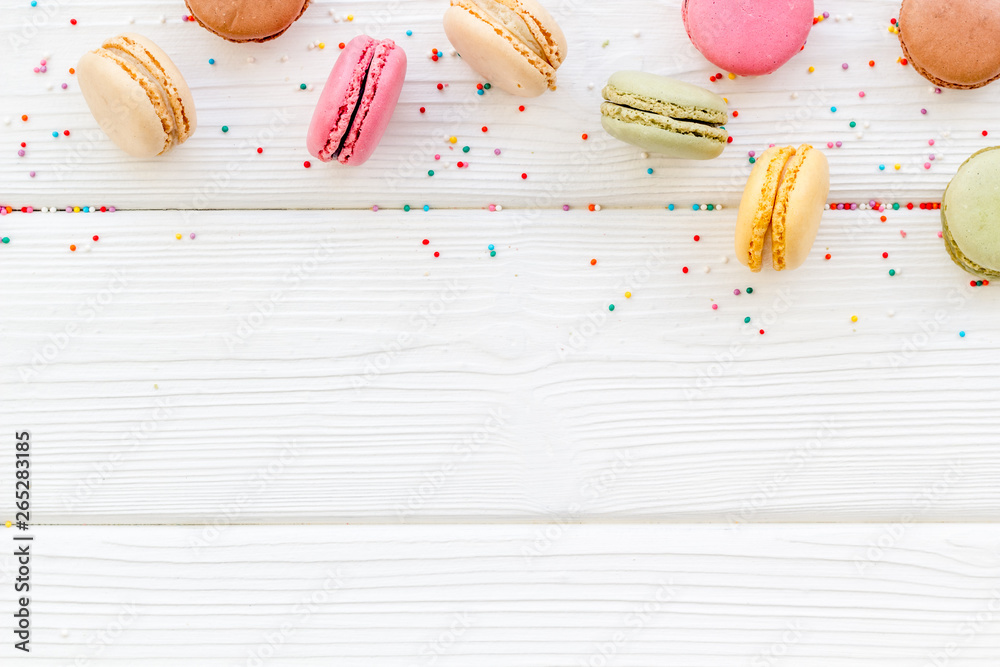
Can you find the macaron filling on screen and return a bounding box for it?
[338,41,397,163]
[318,41,378,163]
[600,86,728,144]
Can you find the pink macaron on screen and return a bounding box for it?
[307,35,406,165]
[682,0,814,76]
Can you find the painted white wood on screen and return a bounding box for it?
[1,524,999,665]
[2,209,997,523]
[0,0,989,209]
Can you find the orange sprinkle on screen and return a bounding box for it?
[582,133,588,140]
[590,259,597,266]
[69,244,76,251]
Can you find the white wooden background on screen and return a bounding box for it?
[2,0,1000,664]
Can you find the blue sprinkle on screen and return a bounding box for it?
[668,204,675,211]
[83,206,89,213]
[423,204,430,212]
[477,89,484,95]
[830,106,837,113]
[406,30,413,36]
[692,204,699,211]
[31,0,37,6]
[879,164,885,171]
[208,58,215,65]
[647,168,653,174]
[52,131,59,138]
[488,244,495,251]
[960,331,966,337]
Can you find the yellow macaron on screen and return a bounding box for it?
[735,144,829,272]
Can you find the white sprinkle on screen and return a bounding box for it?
[633,30,641,37]
[720,256,729,264]
[587,82,595,90]
[127,16,135,23]
[835,15,841,21]
[856,132,863,139]
[790,92,798,99]
[703,266,710,273]
[640,152,649,159]
[863,121,870,128]
[448,48,457,56]
[307,84,314,91]
[280,55,289,62]
[594,204,602,212]
[887,309,895,317]
[715,204,723,210]
[46,83,53,91]
[308,42,315,50]
[60,629,69,638]
[158,14,165,23]
[246,56,256,64]
[43,52,52,59]
[700,204,707,211]
[847,13,853,20]
[328,8,336,16]
[495,205,503,212]
[943,130,951,138]
[3,117,11,126]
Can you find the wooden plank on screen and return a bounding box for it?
[1,524,998,665]
[2,210,998,523]
[0,0,987,209]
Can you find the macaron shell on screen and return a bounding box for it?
[898,0,1000,89]
[307,35,377,162]
[78,51,169,157]
[683,0,813,76]
[942,146,1000,276]
[185,0,309,42]
[340,41,407,165]
[603,71,728,125]
[444,2,553,97]
[771,146,829,271]
[600,110,726,160]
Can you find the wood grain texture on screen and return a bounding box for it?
[0,0,991,209]
[1,524,999,665]
[2,210,998,523]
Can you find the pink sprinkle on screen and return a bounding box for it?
[929,154,935,160]
[189,233,196,239]
[108,207,116,213]
[494,149,501,155]
[733,289,741,296]
[61,83,68,89]
[859,91,866,98]
[434,154,440,160]
[26,207,33,213]
[920,108,927,115]
[40,59,46,66]
[924,162,931,169]
[937,231,943,238]
[33,67,39,73]
[929,139,935,146]
[372,205,379,212]
[748,150,755,157]
[562,204,570,211]
[900,230,907,238]
[712,304,718,310]
[40,66,46,73]
[29,171,35,178]
[841,63,849,70]
[65,206,72,213]
[835,141,842,148]
[827,142,834,148]
[17,150,25,157]
[488,204,496,212]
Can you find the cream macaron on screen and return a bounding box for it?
[77,34,197,158]
[735,144,829,272]
[443,0,567,97]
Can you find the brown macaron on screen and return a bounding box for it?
[185,0,310,42]
[898,0,1000,89]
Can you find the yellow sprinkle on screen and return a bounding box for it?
[318,42,325,49]
[73,206,80,212]
[894,163,901,170]
[723,97,729,103]
[347,14,354,21]
[4,521,11,528]
[808,66,815,73]
[449,136,457,144]
[851,315,858,323]
[176,233,182,240]
[727,72,736,80]
[624,291,632,299]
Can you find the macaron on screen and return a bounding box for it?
[77,33,197,158]
[683,0,814,76]
[898,0,1000,89]
[942,147,1000,279]
[600,71,728,160]
[735,144,829,272]
[307,35,407,166]
[443,0,567,97]
[185,0,309,42]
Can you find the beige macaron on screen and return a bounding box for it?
[735,144,829,272]
[77,34,197,158]
[443,0,567,97]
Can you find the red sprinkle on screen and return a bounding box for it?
[481,126,488,132]
[518,105,525,112]
[727,136,734,143]
[693,235,700,241]
[433,251,440,257]
[70,18,77,25]
[759,329,765,335]
[682,266,689,274]
[882,252,888,258]
[63,130,70,136]
[92,235,99,241]
[581,133,588,140]
[825,253,831,260]
[521,173,527,179]
[984,131,990,137]
[422,239,429,245]
[419,107,425,113]
[732,111,739,118]
[338,42,346,49]
[256,147,263,154]
[303,161,311,168]
[436,83,444,90]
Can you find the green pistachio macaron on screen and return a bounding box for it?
[600,71,729,160]
[942,146,1000,279]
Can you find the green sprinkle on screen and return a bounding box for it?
[608,304,615,311]
[1,237,9,244]
[601,40,610,48]
[428,170,434,176]
[221,125,229,133]
[483,83,491,89]
[462,146,470,153]
[744,316,750,323]
[892,202,900,210]
[403,205,411,212]
[849,121,857,128]
[749,157,756,164]
[746,287,754,294]
[889,269,896,276]
[706,204,714,211]
[490,250,496,257]
[299,83,307,90]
